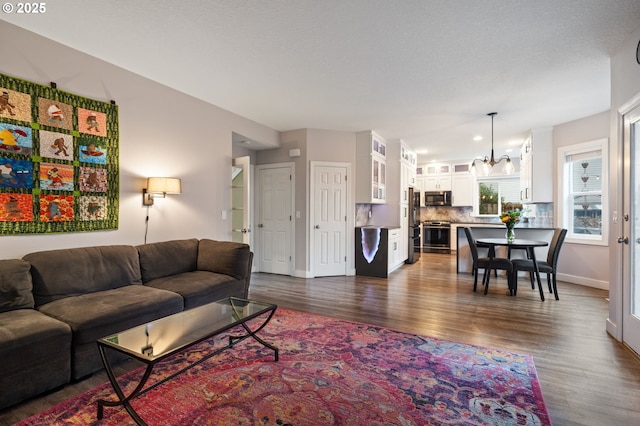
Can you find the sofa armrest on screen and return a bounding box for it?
[197,240,251,280]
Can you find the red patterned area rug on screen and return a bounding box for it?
[17,309,551,425]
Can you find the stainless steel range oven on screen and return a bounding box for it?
[422,221,451,253]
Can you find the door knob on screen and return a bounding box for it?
[315,225,320,229]
[257,224,263,228]
[617,237,629,244]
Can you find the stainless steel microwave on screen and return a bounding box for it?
[424,191,452,206]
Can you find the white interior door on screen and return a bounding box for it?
[257,165,292,275]
[622,105,640,354]
[231,156,251,245]
[312,163,347,276]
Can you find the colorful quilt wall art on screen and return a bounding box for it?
[0,73,118,234]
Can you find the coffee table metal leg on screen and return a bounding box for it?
[229,308,279,361]
[97,344,154,426]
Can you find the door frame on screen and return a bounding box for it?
[609,90,640,344]
[255,162,295,276]
[619,98,640,353]
[309,161,354,277]
[231,156,252,247]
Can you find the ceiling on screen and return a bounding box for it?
[3,0,640,162]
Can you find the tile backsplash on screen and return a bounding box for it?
[355,204,373,227]
[355,203,553,228]
[419,204,553,227]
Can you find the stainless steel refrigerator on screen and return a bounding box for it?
[406,187,421,264]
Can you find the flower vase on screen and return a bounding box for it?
[505,225,515,243]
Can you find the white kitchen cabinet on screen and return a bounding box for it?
[421,162,451,191]
[452,174,473,206]
[402,160,417,191]
[451,162,473,206]
[401,143,417,187]
[401,163,416,202]
[356,131,387,204]
[520,128,552,203]
[388,228,403,272]
[425,163,451,175]
[423,175,452,191]
[452,162,472,174]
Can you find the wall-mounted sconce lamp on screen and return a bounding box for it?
[142,177,182,206]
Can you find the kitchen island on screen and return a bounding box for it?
[456,226,555,274]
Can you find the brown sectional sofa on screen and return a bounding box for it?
[137,238,252,309]
[0,238,252,410]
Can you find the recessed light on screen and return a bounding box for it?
[473,136,483,141]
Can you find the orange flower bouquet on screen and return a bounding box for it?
[500,210,521,242]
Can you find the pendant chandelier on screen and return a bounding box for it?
[470,112,515,176]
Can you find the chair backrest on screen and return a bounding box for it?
[464,227,479,263]
[546,228,568,268]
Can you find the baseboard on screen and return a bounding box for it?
[291,268,356,278]
[293,269,313,278]
[606,318,620,340]
[556,273,608,290]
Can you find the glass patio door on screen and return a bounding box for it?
[622,105,640,355]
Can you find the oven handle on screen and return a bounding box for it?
[423,226,451,230]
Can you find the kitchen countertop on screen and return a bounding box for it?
[451,222,554,230]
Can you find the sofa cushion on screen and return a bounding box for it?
[0,259,34,313]
[145,270,246,309]
[0,308,71,368]
[24,245,142,306]
[197,239,251,279]
[37,285,183,345]
[0,309,71,409]
[137,238,198,283]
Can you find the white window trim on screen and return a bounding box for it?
[557,138,609,246]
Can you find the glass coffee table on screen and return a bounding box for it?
[96,297,278,425]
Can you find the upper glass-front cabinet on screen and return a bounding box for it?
[356,131,387,203]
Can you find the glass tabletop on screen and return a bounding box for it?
[98,297,276,361]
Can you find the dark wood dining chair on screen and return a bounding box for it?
[463,227,514,295]
[511,228,567,300]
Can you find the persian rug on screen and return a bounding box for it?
[16,309,551,425]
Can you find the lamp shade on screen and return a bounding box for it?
[146,177,181,194]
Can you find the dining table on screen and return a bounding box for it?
[476,238,549,300]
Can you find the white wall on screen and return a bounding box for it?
[553,110,610,288]
[607,24,640,340]
[0,22,280,259]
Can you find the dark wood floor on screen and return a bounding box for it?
[2,253,640,425]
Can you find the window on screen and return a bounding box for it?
[557,139,608,245]
[475,177,521,216]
